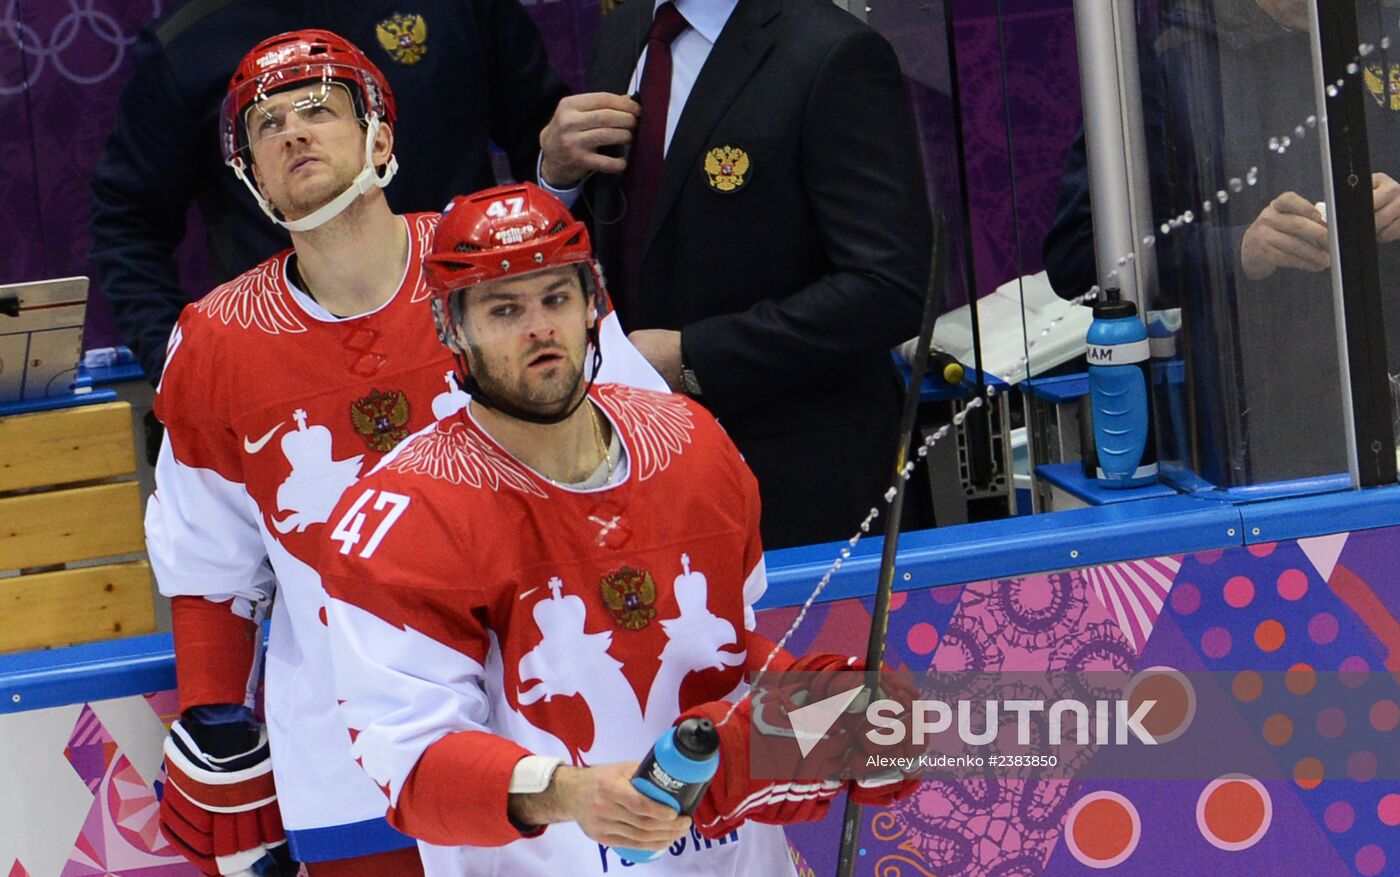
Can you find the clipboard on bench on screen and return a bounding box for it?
[0,276,89,405]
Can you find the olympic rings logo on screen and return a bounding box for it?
[0,0,162,95]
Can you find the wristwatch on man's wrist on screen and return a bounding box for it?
[681,364,703,396]
[680,341,702,396]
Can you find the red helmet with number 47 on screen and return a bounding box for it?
[426,183,606,350]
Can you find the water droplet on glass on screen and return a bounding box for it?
[1307,114,1318,128]
[1124,251,1136,262]
[1246,167,1259,185]
[1143,234,1156,247]
[1348,62,1360,74]
[1280,136,1291,149]
[1361,43,1375,56]
[1383,37,1392,49]
[1327,84,1340,97]
[1217,189,1230,203]
[1230,177,1245,193]
[1295,125,1306,138]
[1117,256,1127,266]
[1268,136,1281,151]
[1184,210,1196,223]
[1160,222,1171,234]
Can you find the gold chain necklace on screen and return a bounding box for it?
[590,403,615,482]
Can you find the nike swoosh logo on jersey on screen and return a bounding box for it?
[244,423,285,454]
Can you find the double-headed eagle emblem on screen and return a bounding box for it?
[703,145,750,193]
[349,388,411,452]
[600,566,658,630]
[376,14,429,66]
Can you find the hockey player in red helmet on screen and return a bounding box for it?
[220,29,399,232]
[148,30,663,877]
[425,183,608,425]
[316,184,919,875]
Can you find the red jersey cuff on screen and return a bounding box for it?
[391,730,537,847]
[171,596,258,713]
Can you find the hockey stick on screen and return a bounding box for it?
[833,210,947,877]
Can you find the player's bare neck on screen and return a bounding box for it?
[289,197,407,318]
[471,398,608,486]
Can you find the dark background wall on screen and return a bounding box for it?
[0,0,1083,346]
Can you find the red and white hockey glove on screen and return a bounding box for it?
[681,696,843,839]
[681,653,865,839]
[159,718,294,876]
[846,663,922,807]
[683,654,922,837]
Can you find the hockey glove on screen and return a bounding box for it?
[159,717,296,876]
[680,652,864,838]
[846,663,922,807]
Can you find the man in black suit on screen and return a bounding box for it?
[539,0,932,549]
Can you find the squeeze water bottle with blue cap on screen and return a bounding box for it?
[1086,287,1158,488]
[612,717,720,865]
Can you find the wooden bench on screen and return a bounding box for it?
[0,401,154,653]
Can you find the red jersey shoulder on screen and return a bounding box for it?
[407,212,441,303]
[190,252,307,336]
[592,384,696,481]
[593,384,743,481]
[322,429,476,595]
[379,417,547,498]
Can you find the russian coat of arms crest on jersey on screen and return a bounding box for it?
[350,388,411,451]
[376,13,428,65]
[600,566,657,630]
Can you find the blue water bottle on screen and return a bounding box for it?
[1086,287,1158,488]
[613,717,720,865]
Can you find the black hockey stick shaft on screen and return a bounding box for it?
[834,212,947,877]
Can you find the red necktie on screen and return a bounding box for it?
[618,1,689,320]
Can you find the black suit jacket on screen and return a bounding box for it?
[582,0,932,548]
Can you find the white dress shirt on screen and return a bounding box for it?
[541,0,741,206]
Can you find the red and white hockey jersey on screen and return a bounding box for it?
[146,213,666,855]
[322,384,798,876]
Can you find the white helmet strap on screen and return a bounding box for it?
[231,112,398,233]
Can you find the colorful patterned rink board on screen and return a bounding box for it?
[777,527,1400,877]
[4,525,1398,876]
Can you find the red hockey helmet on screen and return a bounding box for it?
[426,183,607,353]
[220,29,396,165]
[219,30,400,232]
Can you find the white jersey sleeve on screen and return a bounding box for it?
[147,438,276,613]
[146,312,275,616]
[322,488,535,849]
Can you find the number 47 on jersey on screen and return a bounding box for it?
[331,489,410,558]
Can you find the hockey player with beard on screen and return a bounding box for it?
[319,184,919,875]
[146,30,663,876]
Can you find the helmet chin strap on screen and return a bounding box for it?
[458,329,604,426]
[231,113,399,233]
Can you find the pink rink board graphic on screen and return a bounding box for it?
[4,525,1399,876]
